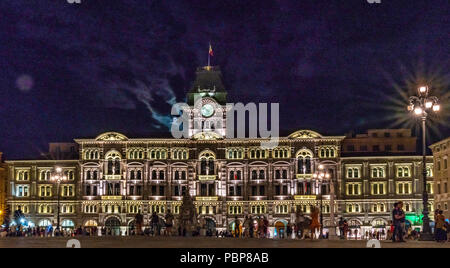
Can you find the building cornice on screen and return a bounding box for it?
[429,136,450,150]
[340,155,433,160]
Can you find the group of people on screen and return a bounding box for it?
[391,201,450,243]
[4,203,450,242]
[231,216,270,238]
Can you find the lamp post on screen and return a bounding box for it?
[407,85,440,241]
[313,164,330,239]
[50,167,67,235]
[328,172,338,240]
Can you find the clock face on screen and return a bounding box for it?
[201,104,215,117]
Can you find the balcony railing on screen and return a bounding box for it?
[196,196,219,201]
[104,175,122,180]
[198,175,216,181]
[296,174,313,179]
[101,195,123,200]
[294,195,316,200]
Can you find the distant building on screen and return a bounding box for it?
[47,143,79,160]
[430,137,450,218]
[342,129,417,155]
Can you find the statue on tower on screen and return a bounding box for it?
[178,189,198,236]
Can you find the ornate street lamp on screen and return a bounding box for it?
[50,167,67,235]
[313,164,330,239]
[407,85,440,241]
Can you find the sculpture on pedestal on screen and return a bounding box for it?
[178,190,198,236]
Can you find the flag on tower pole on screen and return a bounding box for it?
[208,42,213,67]
[209,43,214,56]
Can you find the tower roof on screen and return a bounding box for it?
[187,66,227,105]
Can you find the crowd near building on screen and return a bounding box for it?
[1,66,446,238]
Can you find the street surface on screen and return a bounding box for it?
[0,237,449,248]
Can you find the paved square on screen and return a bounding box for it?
[0,237,449,248]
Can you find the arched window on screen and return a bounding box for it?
[201,159,207,175]
[85,220,98,227]
[297,158,304,174]
[199,151,216,175]
[107,160,113,174]
[305,156,311,173]
[251,170,257,180]
[38,219,52,227]
[296,149,313,174]
[259,170,265,180]
[275,170,281,180]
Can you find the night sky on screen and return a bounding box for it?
[0,0,449,159]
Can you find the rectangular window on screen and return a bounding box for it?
[229,186,235,196]
[201,184,207,196]
[275,185,281,195]
[259,186,265,196]
[252,186,257,196]
[372,183,385,195]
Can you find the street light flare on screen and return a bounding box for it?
[414,107,423,115]
[418,86,428,95]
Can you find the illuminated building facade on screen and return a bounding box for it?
[5,66,434,236]
[430,137,450,218]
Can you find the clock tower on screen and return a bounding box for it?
[186,66,228,139]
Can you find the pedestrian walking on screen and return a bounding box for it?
[392,201,406,242]
[243,216,250,238]
[165,210,174,236]
[338,217,345,239]
[263,216,269,238]
[286,223,292,239]
[310,207,321,240]
[151,212,160,236]
[435,210,447,242]
[249,216,254,238]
